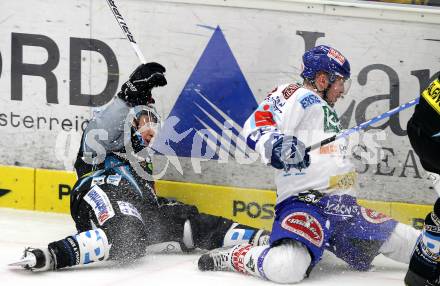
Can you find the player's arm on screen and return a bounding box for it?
[243,87,310,171]
[83,63,167,153]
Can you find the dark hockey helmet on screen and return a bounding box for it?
[102,106,159,188]
[131,104,161,149]
[132,104,160,126]
[301,45,351,83]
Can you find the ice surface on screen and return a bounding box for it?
[0,208,408,286]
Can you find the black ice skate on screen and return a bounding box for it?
[9,247,55,271]
[198,245,237,272]
[405,199,440,286]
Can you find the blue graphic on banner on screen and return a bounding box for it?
[155,26,258,159]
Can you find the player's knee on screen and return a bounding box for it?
[380,222,420,264]
[75,228,111,263]
[263,240,311,284]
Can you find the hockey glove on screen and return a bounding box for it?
[158,199,199,224]
[118,62,167,106]
[269,135,310,171]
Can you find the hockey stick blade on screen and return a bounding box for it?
[8,256,36,267]
[306,97,420,152]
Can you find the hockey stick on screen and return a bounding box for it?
[306,97,420,152]
[105,0,147,64]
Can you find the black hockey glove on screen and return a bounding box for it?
[158,198,199,223]
[118,62,167,106]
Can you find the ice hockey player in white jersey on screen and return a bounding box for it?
[198,45,420,283]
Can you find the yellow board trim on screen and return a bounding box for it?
[35,169,76,213]
[0,165,434,229]
[0,165,35,210]
[156,180,277,230]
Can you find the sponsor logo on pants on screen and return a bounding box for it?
[281,212,324,247]
[360,207,391,224]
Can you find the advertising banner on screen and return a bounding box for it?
[0,0,439,203]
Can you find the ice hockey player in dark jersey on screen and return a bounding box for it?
[407,75,440,176]
[405,75,440,286]
[74,62,167,178]
[10,67,269,272]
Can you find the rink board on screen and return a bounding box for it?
[0,0,439,205]
[0,165,432,229]
[0,165,34,210]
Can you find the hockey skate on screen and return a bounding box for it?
[405,198,440,286]
[9,247,54,271]
[198,245,238,272]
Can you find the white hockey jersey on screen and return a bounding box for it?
[243,83,357,204]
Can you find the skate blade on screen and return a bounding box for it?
[8,256,35,267]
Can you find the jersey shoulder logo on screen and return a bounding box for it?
[282,84,300,100]
[299,93,321,109]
